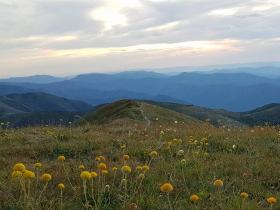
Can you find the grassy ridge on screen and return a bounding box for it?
[0,121,280,209]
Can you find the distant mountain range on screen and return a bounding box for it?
[0,92,92,126]
[0,92,280,127]
[0,75,66,84]
[0,66,280,111]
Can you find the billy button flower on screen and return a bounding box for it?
[80,171,91,204]
[240,192,249,200]
[79,164,85,170]
[149,151,158,159]
[57,155,65,161]
[121,165,132,174]
[160,183,174,193]
[99,156,106,162]
[22,170,35,206]
[80,171,91,180]
[213,179,224,188]
[98,163,107,170]
[136,165,142,172]
[101,170,109,175]
[190,194,200,203]
[123,155,130,161]
[160,182,174,210]
[12,170,22,179]
[90,172,98,201]
[91,172,98,178]
[142,165,150,173]
[23,170,35,180]
[41,173,52,183]
[13,163,26,172]
[34,162,42,168]
[34,162,42,185]
[58,183,65,190]
[267,196,277,209]
[38,173,52,201]
[58,183,65,210]
[127,203,138,210]
[240,192,249,210]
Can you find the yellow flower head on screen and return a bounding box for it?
[98,163,107,170]
[79,164,85,170]
[12,170,22,178]
[91,171,98,178]
[34,162,42,168]
[121,165,132,174]
[123,155,130,161]
[112,166,118,171]
[128,203,138,210]
[13,163,26,172]
[101,170,109,175]
[240,192,249,199]
[58,183,65,190]
[213,179,224,188]
[136,166,142,171]
[95,157,101,162]
[142,165,150,173]
[58,155,65,161]
[23,170,35,179]
[41,173,52,182]
[99,156,106,161]
[160,182,174,193]
[267,197,277,205]
[149,151,158,159]
[80,171,91,180]
[190,194,200,203]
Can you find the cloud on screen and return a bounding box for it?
[0,0,279,77]
[208,7,241,17]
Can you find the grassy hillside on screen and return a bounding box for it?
[240,103,280,125]
[79,100,280,127]
[0,84,33,96]
[146,101,242,126]
[0,122,279,209]
[79,100,201,125]
[0,92,92,113]
[0,92,92,127]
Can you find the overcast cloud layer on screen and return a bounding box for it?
[0,0,279,77]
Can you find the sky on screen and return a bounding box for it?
[0,0,280,77]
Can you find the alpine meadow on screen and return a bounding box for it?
[1,0,280,210]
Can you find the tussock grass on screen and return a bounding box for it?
[0,121,280,209]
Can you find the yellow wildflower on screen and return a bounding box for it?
[80,171,91,180]
[41,173,52,182]
[190,194,200,203]
[160,183,174,193]
[121,165,132,174]
[13,163,26,172]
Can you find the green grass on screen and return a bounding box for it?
[0,121,280,209]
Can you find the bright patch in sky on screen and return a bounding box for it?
[208,7,241,17]
[145,21,181,32]
[20,39,240,60]
[90,0,142,31]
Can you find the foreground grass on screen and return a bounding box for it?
[0,120,280,209]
